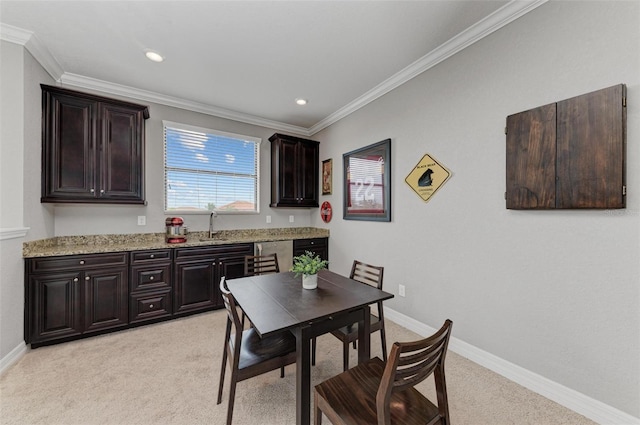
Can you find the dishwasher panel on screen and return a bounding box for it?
[255,240,293,273]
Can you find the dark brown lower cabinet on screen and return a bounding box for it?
[25,253,129,347]
[293,238,329,263]
[25,241,327,347]
[173,243,254,316]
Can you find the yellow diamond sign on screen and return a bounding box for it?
[405,153,451,203]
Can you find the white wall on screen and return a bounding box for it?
[51,101,314,236]
[0,41,54,365]
[314,1,639,420]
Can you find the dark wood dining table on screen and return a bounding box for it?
[226,269,394,425]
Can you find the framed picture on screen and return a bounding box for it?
[322,159,332,195]
[343,138,391,221]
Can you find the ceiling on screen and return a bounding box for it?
[0,1,545,136]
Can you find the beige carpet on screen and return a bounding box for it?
[0,310,595,425]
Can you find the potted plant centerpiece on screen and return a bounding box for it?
[291,250,328,290]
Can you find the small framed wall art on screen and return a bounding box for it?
[343,138,391,222]
[322,159,332,195]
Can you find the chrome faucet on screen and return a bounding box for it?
[209,211,217,238]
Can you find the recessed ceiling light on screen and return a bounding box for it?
[295,98,308,106]
[145,51,164,63]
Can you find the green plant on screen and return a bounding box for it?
[290,251,328,276]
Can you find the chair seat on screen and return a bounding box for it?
[330,314,383,341]
[233,328,296,370]
[314,357,440,425]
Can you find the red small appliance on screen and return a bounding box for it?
[165,217,187,243]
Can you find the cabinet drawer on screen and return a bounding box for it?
[130,289,172,323]
[174,243,254,262]
[131,249,172,264]
[294,238,327,251]
[29,253,128,273]
[130,264,171,292]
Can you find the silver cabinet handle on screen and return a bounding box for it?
[73,278,79,282]
[150,254,155,259]
[100,189,105,194]
[80,260,85,265]
[149,304,154,309]
[85,276,90,281]
[90,189,95,193]
[149,276,154,280]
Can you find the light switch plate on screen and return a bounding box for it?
[137,216,146,226]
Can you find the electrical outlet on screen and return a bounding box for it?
[398,284,406,297]
[289,215,295,223]
[137,216,146,226]
[266,215,272,224]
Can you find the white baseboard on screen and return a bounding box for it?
[0,341,27,376]
[384,308,640,425]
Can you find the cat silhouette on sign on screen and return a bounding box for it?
[418,168,434,187]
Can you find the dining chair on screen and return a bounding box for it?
[244,253,280,276]
[314,319,453,425]
[312,260,386,371]
[217,277,297,425]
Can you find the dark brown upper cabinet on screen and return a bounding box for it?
[269,133,320,208]
[41,85,149,204]
[506,84,626,209]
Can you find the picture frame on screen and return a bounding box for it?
[343,138,391,221]
[322,159,332,195]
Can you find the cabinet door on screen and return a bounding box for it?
[506,103,556,209]
[274,138,300,205]
[84,267,129,333]
[297,141,320,207]
[173,260,217,315]
[28,272,82,344]
[42,90,96,201]
[99,103,145,203]
[556,85,626,208]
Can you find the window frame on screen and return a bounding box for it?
[163,120,261,215]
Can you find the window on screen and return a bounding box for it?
[163,121,260,213]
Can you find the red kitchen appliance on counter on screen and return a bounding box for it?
[165,217,187,243]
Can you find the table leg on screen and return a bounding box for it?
[357,305,371,364]
[294,325,312,425]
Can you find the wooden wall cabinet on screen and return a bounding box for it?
[41,85,149,204]
[506,84,626,209]
[25,253,129,347]
[269,133,320,208]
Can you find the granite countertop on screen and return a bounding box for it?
[23,227,329,258]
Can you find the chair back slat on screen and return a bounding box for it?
[244,253,280,276]
[376,319,453,422]
[350,260,384,290]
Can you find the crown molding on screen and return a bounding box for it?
[307,0,548,135]
[0,23,64,80]
[3,0,546,137]
[59,73,311,137]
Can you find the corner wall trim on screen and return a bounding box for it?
[384,307,639,425]
[0,342,27,376]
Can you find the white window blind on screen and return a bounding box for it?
[163,121,260,213]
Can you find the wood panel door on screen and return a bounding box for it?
[28,272,83,344]
[42,90,96,201]
[84,267,129,333]
[173,260,217,315]
[556,85,626,208]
